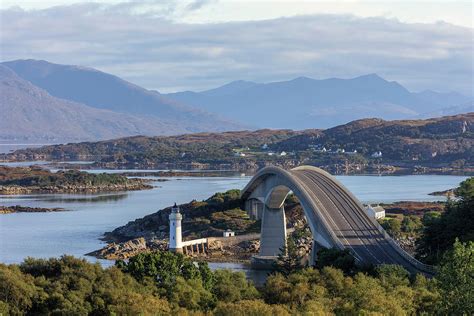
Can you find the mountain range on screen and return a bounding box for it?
[0,60,242,142]
[1,59,472,142]
[166,76,473,129]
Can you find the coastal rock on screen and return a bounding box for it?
[87,237,147,260]
[0,205,68,214]
[87,237,168,260]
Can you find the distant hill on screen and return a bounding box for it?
[166,75,472,129]
[1,59,244,142]
[5,113,473,171]
[0,65,241,142]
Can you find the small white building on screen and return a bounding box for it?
[280,151,287,156]
[365,205,385,219]
[261,143,268,150]
[234,152,246,157]
[223,229,235,237]
[371,151,383,158]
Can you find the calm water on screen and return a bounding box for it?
[0,173,468,266]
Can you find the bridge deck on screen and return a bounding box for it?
[291,169,416,269]
[241,165,435,276]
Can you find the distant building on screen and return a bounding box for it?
[371,151,382,158]
[223,229,235,237]
[235,152,246,157]
[267,152,275,156]
[261,143,268,150]
[365,205,385,219]
[280,151,287,156]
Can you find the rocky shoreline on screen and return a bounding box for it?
[0,205,68,214]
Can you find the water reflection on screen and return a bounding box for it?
[0,193,129,203]
[40,193,129,203]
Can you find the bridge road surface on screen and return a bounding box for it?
[290,169,423,272]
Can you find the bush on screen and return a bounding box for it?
[315,248,356,274]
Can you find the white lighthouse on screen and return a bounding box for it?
[169,203,183,253]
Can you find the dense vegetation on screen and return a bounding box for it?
[4,113,473,169]
[1,239,472,315]
[417,177,474,264]
[0,166,139,187]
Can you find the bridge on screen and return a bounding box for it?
[241,165,435,275]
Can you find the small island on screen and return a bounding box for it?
[0,165,153,195]
[0,205,68,214]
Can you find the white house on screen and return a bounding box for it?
[280,151,287,156]
[365,205,385,219]
[371,151,383,158]
[223,229,235,237]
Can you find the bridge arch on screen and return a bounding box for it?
[241,165,435,275]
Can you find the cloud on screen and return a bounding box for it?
[1,3,472,96]
[185,0,215,12]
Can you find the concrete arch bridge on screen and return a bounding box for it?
[241,166,435,275]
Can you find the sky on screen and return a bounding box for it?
[1,0,473,95]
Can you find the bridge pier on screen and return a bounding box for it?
[259,205,287,256]
[245,199,264,220]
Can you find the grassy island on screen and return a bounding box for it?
[0,166,152,194]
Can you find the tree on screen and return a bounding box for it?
[275,237,305,276]
[315,248,356,275]
[401,215,422,234]
[417,177,474,264]
[422,211,441,226]
[212,269,259,302]
[170,277,216,311]
[455,177,474,200]
[117,251,202,291]
[375,264,410,288]
[213,299,290,316]
[437,239,474,315]
[381,218,401,237]
[0,264,38,315]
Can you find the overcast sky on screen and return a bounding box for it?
[1,0,473,95]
